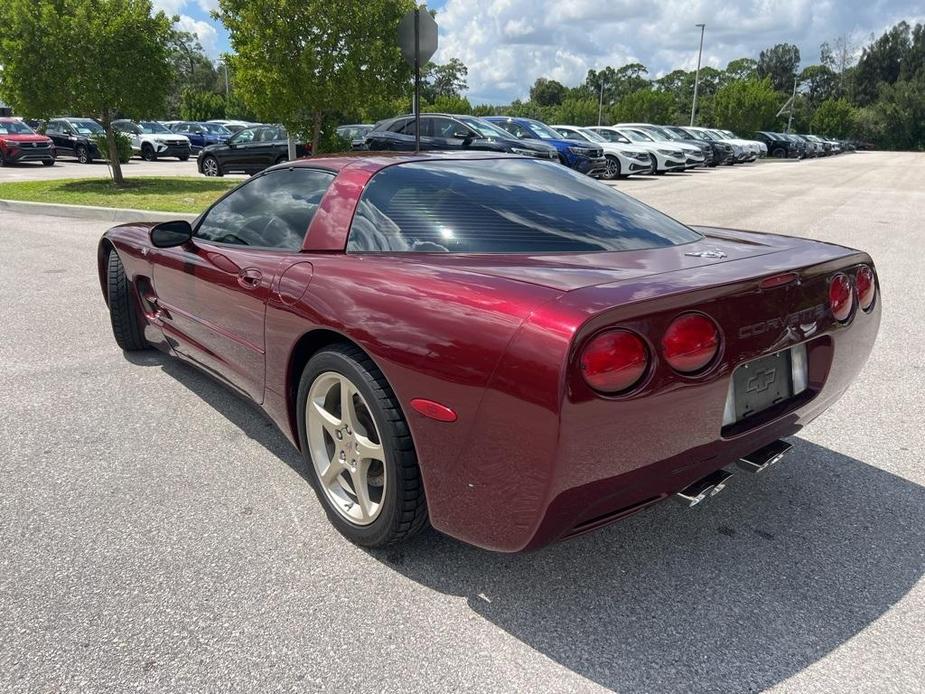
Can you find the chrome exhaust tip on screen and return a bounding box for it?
[674,469,733,507]
[736,439,793,474]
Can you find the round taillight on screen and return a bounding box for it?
[580,330,649,393]
[662,313,721,373]
[856,265,875,311]
[829,273,853,321]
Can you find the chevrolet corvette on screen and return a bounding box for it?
[97,153,880,551]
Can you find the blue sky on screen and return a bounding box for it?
[155,0,924,104]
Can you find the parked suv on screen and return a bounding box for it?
[365,114,559,160]
[168,121,231,153]
[484,116,606,176]
[616,123,711,168]
[113,120,191,161]
[754,131,800,159]
[663,125,736,165]
[554,125,654,178]
[0,117,55,166]
[44,117,105,163]
[335,124,374,150]
[197,124,308,176]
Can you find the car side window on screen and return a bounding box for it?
[232,128,257,144]
[387,118,410,132]
[46,122,62,135]
[194,168,335,251]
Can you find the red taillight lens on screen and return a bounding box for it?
[580,329,648,393]
[856,265,875,311]
[662,313,721,373]
[829,273,853,321]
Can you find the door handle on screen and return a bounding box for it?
[237,268,262,289]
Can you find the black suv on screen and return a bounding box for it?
[44,117,105,163]
[754,132,802,159]
[197,124,309,176]
[365,114,559,160]
[664,125,735,165]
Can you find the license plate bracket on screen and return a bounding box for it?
[732,350,794,421]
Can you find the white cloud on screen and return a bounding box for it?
[434,0,925,103]
[176,14,219,57]
[150,0,188,16]
[195,0,220,13]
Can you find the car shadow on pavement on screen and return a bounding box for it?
[127,351,924,693]
[376,439,925,692]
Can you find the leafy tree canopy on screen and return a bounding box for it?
[757,43,801,92]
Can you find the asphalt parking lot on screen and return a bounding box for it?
[1,151,923,693]
[0,157,243,182]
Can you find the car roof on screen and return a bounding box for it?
[284,150,535,174]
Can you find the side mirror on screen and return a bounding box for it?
[150,220,193,248]
[452,130,471,139]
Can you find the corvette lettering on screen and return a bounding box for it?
[738,304,826,338]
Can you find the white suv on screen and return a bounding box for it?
[112,120,191,161]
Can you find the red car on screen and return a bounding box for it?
[0,117,55,166]
[97,153,880,551]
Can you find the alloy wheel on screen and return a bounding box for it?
[604,156,620,180]
[202,157,219,176]
[306,371,387,525]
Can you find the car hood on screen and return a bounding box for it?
[498,138,557,154]
[146,133,189,142]
[0,133,51,143]
[598,142,651,156]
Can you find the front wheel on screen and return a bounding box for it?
[178,154,189,162]
[297,344,428,547]
[201,155,221,177]
[106,251,148,351]
[141,144,156,161]
[42,159,55,167]
[76,145,90,164]
[601,154,621,180]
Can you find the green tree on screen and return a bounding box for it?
[0,0,174,185]
[552,97,598,126]
[422,58,468,102]
[610,89,676,124]
[167,30,220,117]
[713,78,779,133]
[757,43,801,92]
[529,78,567,107]
[586,63,650,103]
[422,94,471,114]
[800,64,837,108]
[852,21,925,104]
[870,73,925,149]
[725,58,758,82]
[217,0,414,152]
[810,98,858,137]
[180,89,226,121]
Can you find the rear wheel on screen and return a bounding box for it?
[76,145,90,164]
[297,344,428,547]
[601,154,621,180]
[106,251,148,351]
[771,147,786,159]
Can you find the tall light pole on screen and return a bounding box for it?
[216,60,229,100]
[690,23,705,127]
[597,78,605,126]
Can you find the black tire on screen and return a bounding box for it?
[76,145,90,164]
[297,344,428,547]
[601,154,621,180]
[42,159,55,167]
[178,154,190,162]
[106,251,148,351]
[771,147,786,159]
[201,155,222,177]
[141,143,156,161]
[274,155,287,166]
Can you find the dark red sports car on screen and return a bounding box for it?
[97,153,880,551]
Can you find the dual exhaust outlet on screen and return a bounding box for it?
[674,439,793,507]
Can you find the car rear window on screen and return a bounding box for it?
[347,159,701,253]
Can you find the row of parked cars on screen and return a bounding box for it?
[0,116,294,176]
[336,115,852,180]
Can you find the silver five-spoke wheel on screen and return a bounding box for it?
[306,371,386,525]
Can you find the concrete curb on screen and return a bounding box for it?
[0,198,197,223]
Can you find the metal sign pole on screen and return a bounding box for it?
[414,9,421,153]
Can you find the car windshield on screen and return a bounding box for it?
[0,120,35,135]
[139,121,171,134]
[622,129,654,143]
[638,127,670,142]
[457,117,511,139]
[202,123,231,135]
[71,120,104,134]
[710,130,732,140]
[348,158,701,254]
[524,120,563,140]
[577,128,606,143]
[557,128,589,142]
[671,127,701,141]
[594,129,631,144]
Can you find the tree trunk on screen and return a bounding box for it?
[104,120,125,186]
[311,111,322,156]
